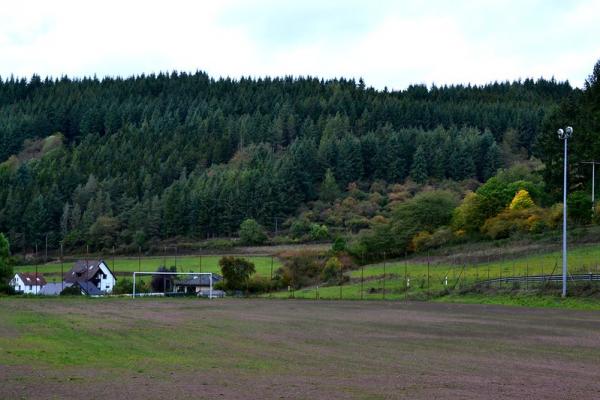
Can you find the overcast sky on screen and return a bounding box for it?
[1,0,599,90]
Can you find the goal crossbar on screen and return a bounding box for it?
[132,271,214,298]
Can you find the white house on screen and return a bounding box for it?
[10,273,47,294]
[64,260,116,294]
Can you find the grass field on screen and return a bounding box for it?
[14,255,282,278]
[272,244,600,301]
[1,298,600,399]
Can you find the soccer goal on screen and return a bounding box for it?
[132,271,215,298]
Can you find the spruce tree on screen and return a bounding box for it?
[410,146,428,183]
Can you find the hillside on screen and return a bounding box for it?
[0,71,578,253]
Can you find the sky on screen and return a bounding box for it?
[1,0,599,90]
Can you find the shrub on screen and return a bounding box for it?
[331,236,347,252]
[309,224,329,241]
[219,256,256,290]
[451,192,486,234]
[277,251,324,289]
[321,256,342,283]
[290,218,312,239]
[509,189,535,210]
[239,218,267,245]
[113,278,133,295]
[481,207,548,239]
[246,276,274,294]
[568,191,592,225]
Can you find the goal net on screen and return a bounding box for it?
[132,271,215,298]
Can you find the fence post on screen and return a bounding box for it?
[339,261,343,300]
[427,252,430,301]
[269,255,273,298]
[382,252,386,300]
[361,252,364,301]
[404,253,408,302]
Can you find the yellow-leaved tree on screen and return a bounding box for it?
[509,189,535,210]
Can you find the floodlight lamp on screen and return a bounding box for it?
[557,128,565,139]
[565,126,573,137]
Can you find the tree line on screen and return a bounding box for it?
[0,71,573,252]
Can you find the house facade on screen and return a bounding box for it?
[10,273,47,294]
[64,260,116,294]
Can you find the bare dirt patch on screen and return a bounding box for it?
[1,299,600,399]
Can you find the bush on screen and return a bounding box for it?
[481,207,548,239]
[509,189,535,210]
[451,192,486,234]
[331,236,347,252]
[277,251,324,289]
[246,276,275,294]
[239,218,267,245]
[309,224,329,241]
[113,278,133,295]
[568,191,592,225]
[321,256,342,283]
[290,218,312,239]
[219,256,256,290]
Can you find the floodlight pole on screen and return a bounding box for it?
[558,126,573,298]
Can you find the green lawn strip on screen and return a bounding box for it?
[435,293,600,310]
[267,274,600,307]
[14,255,281,277]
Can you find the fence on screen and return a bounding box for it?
[12,244,600,299]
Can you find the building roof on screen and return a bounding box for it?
[39,282,73,295]
[64,260,114,283]
[73,281,103,296]
[175,274,222,287]
[16,272,47,286]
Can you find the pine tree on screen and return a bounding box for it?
[410,146,428,183]
[320,169,340,203]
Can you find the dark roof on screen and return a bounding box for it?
[73,281,103,296]
[39,282,72,295]
[17,272,47,286]
[64,260,114,283]
[175,274,222,287]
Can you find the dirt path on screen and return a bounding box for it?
[1,299,600,399]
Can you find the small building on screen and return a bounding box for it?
[175,274,222,295]
[10,273,47,294]
[64,260,116,294]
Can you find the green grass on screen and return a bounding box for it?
[435,293,600,310]
[14,255,282,278]
[269,244,600,308]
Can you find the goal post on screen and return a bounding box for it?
[132,271,214,298]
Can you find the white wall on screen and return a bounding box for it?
[10,274,42,294]
[98,262,116,293]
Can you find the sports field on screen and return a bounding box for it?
[1,298,600,399]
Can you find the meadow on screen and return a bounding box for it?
[14,254,282,278]
[1,298,600,399]
[272,244,600,302]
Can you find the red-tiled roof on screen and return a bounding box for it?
[17,272,47,286]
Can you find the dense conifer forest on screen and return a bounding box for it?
[1,64,597,254]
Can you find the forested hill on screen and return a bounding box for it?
[0,73,571,251]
